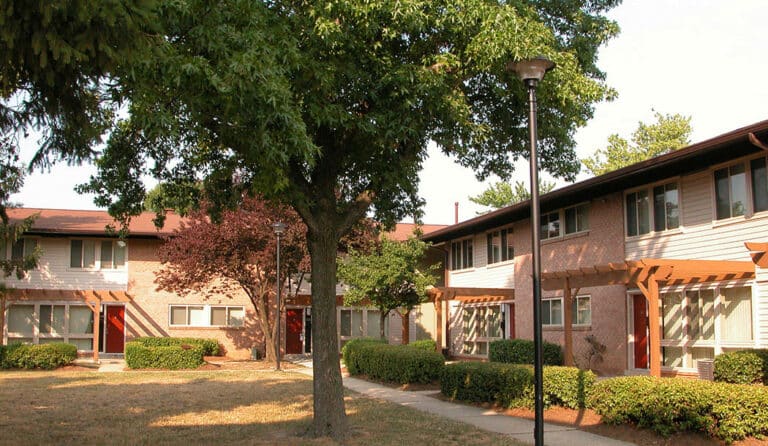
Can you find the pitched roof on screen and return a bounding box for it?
[6,208,183,238]
[423,119,768,244]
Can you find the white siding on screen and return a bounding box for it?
[447,233,515,288]
[3,238,128,291]
[756,266,768,345]
[626,170,768,261]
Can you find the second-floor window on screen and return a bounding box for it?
[564,204,590,234]
[486,228,513,264]
[714,164,747,220]
[7,237,38,261]
[541,212,560,240]
[626,181,679,236]
[450,238,473,270]
[70,239,126,269]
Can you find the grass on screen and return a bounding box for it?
[0,369,525,445]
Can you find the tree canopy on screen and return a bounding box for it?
[71,0,619,439]
[469,179,556,211]
[582,111,692,176]
[338,236,438,341]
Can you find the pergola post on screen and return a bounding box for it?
[434,291,443,352]
[86,300,101,362]
[636,271,661,377]
[563,279,574,367]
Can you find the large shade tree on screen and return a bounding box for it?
[79,0,620,439]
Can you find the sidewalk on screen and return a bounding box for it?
[292,363,634,446]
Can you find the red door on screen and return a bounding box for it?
[106,306,125,354]
[633,295,648,369]
[286,309,303,354]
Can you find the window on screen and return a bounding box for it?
[714,164,747,219]
[653,183,679,231]
[751,157,768,213]
[70,239,127,269]
[450,238,473,270]
[542,298,562,326]
[626,182,679,237]
[5,303,94,350]
[541,212,560,240]
[661,293,683,340]
[565,204,589,235]
[486,228,513,264]
[10,238,38,261]
[461,305,504,356]
[338,308,388,348]
[721,287,752,341]
[573,295,591,326]
[169,305,245,327]
[686,289,715,341]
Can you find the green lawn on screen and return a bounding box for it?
[0,370,525,445]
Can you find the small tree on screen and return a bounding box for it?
[582,111,692,176]
[154,196,309,364]
[469,180,556,211]
[338,236,438,344]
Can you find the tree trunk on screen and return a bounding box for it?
[379,310,388,341]
[308,225,347,440]
[401,309,410,345]
[254,293,276,363]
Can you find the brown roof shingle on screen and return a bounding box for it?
[6,208,183,238]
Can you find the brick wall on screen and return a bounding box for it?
[513,192,628,375]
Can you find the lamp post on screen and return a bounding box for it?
[507,56,555,446]
[272,221,287,371]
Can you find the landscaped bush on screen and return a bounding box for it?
[130,337,220,356]
[488,339,563,366]
[588,376,768,442]
[341,337,387,375]
[346,342,444,384]
[125,342,205,370]
[0,342,77,370]
[714,350,768,384]
[408,339,437,352]
[441,362,593,409]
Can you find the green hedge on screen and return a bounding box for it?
[341,338,387,375]
[345,341,444,384]
[714,350,768,384]
[130,337,220,356]
[489,339,563,366]
[0,343,77,370]
[440,362,594,409]
[588,376,768,442]
[125,342,205,369]
[409,339,437,352]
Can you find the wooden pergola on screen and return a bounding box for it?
[541,258,755,377]
[1,288,132,361]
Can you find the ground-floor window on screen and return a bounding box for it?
[169,304,245,327]
[461,304,504,356]
[657,285,753,370]
[338,307,388,348]
[5,303,94,350]
[541,295,591,327]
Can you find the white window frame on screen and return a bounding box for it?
[564,203,590,235]
[540,211,561,240]
[168,304,245,328]
[460,304,505,357]
[713,163,747,220]
[337,307,389,349]
[625,180,680,237]
[486,227,514,265]
[573,295,592,326]
[4,302,95,350]
[542,298,563,327]
[450,237,474,270]
[69,239,128,270]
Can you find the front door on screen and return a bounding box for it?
[105,306,125,354]
[286,309,304,354]
[633,295,649,369]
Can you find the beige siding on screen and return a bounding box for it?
[4,238,128,291]
[756,267,768,345]
[410,303,437,342]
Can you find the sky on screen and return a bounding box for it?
[11,0,768,224]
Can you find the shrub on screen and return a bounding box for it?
[441,362,592,409]
[587,376,768,442]
[714,350,768,384]
[488,339,563,366]
[0,342,77,370]
[408,339,437,352]
[341,337,387,375]
[347,342,444,384]
[125,342,205,369]
[131,337,220,356]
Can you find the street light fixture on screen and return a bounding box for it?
[507,56,555,446]
[272,221,287,371]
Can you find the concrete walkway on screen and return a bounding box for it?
[292,361,633,446]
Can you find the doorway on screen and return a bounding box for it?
[632,295,649,369]
[104,305,125,354]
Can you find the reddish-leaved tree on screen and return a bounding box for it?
[155,196,309,364]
